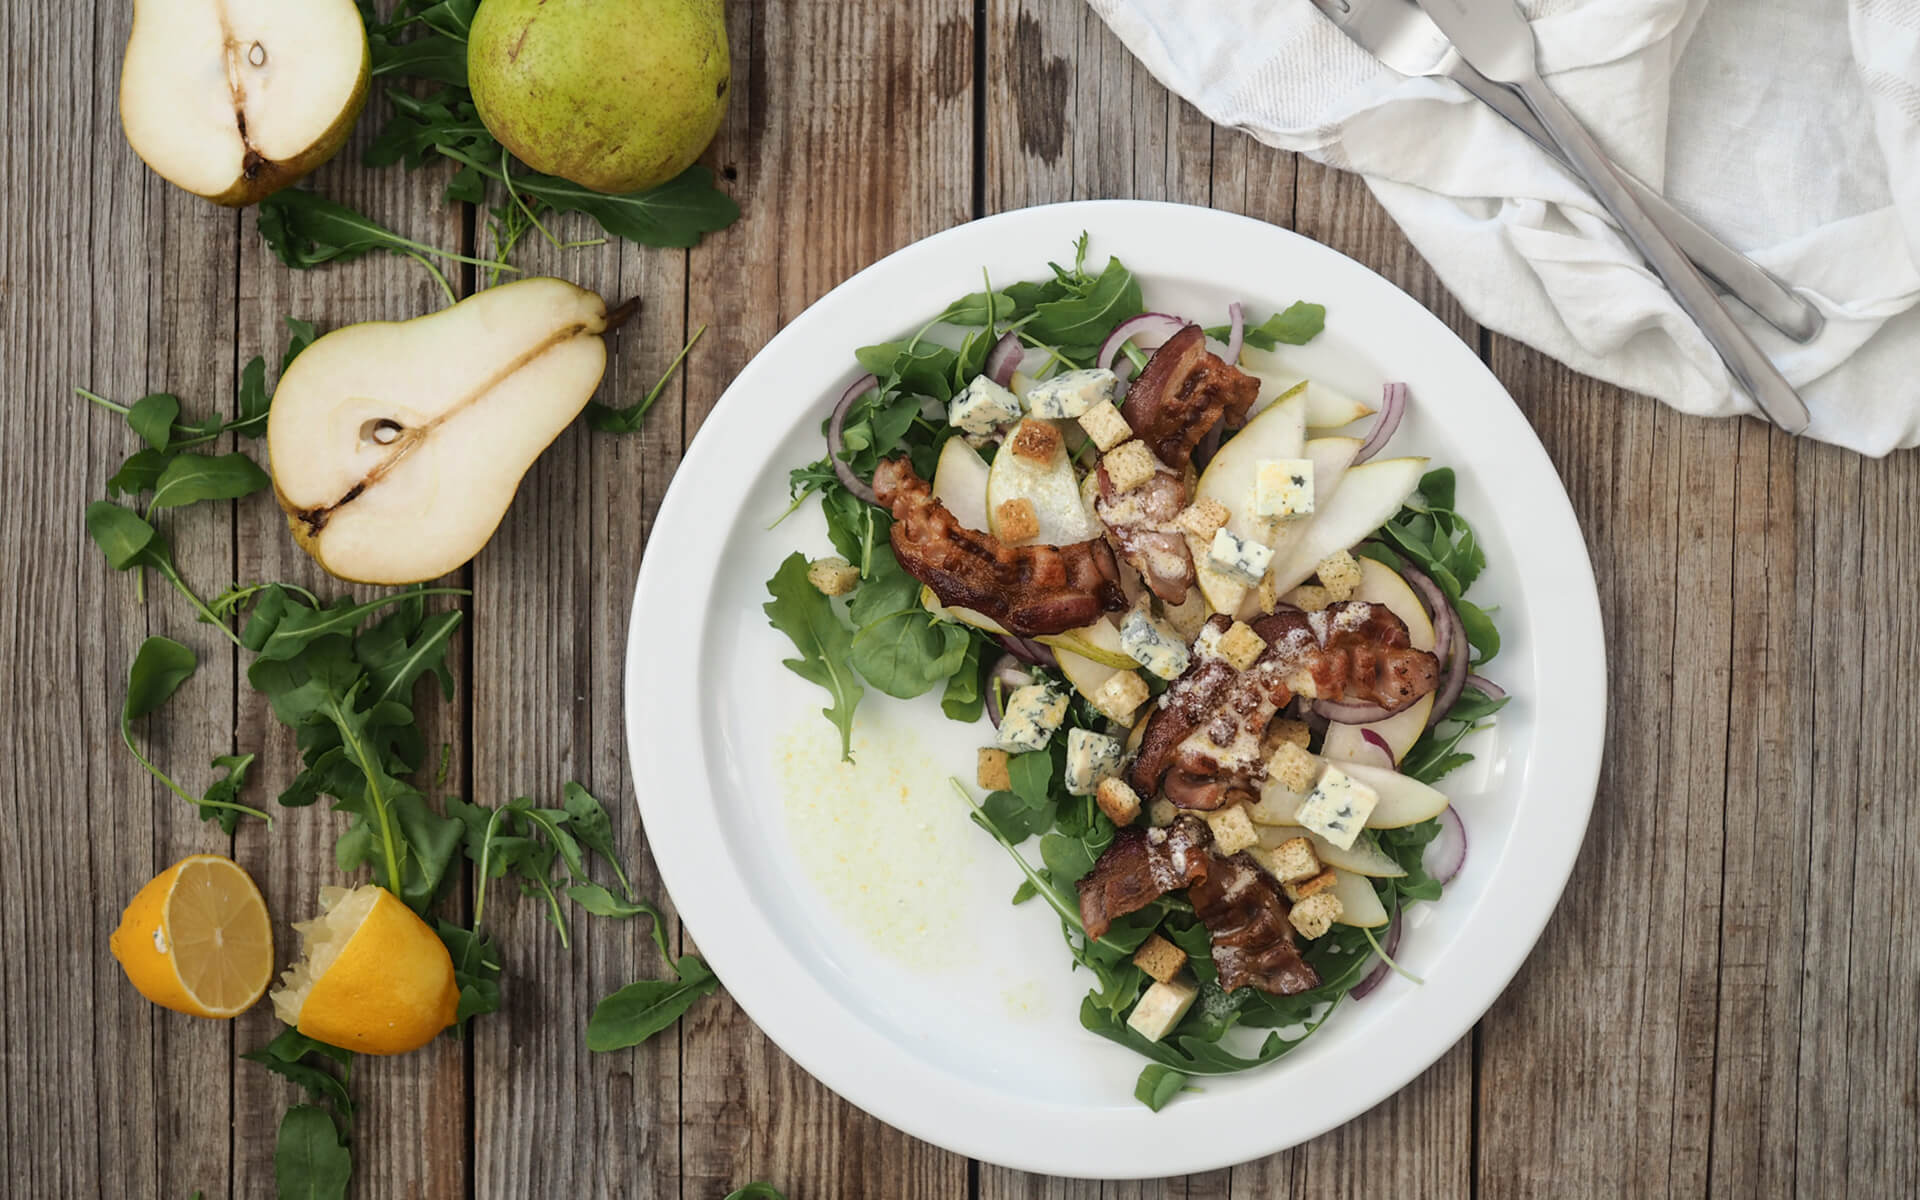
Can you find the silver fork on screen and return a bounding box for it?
[1309,0,1823,344]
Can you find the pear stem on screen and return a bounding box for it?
[602,297,642,332]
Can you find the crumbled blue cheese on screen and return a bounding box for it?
[1254,458,1315,519]
[1024,368,1116,419]
[948,374,1023,436]
[1119,608,1190,680]
[1293,764,1379,849]
[1207,528,1274,587]
[1064,728,1125,795]
[995,683,1068,752]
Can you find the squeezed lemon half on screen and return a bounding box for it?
[270,883,459,1055]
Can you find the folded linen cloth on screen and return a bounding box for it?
[1086,0,1920,454]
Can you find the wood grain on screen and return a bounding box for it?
[5,0,1919,1196]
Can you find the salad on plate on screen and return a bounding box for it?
[765,235,1508,1110]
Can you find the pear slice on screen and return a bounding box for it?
[1190,391,1306,612]
[1329,869,1390,927]
[930,437,991,532]
[985,419,1102,545]
[119,0,369,205]
[1237,351,1377,429]
[268,279,624,585]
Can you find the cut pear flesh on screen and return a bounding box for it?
[1254,740,1449,827]
[1330,869,1390,927]
[1264,456,1428,597]
[1190,392,1305,612]
[1321,693,1434,767]
[985,420,1101,544]
[120,0,369,204]
[1352,555,1435,651]
[1237,350,1377,429]
[1052,618,1137,700]
[931,438,991,532]
[269,278,618,585]
[1257,825,1406,877]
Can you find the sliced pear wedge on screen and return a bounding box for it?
[985,419,1102,544]
[1247,435,1364,616]
[931,437,990,532]
[268,278,623,585]
[1257,825,1406,877]
[1254,743,1449,827]
[1264,456,1428,596]
[1190,391,1306,611]
[1322,693,1434,766]
[1330,869,1390,927]
[1238,350,1377,429]
[1350,555,1435,650]
[120,0,369,205]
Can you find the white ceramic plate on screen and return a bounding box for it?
[625,201,1605,1179]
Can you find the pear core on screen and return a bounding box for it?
[267,278,623,585]
[468,0,730,194]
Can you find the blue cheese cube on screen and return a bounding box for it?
[1126,978,1198,1042]
[1024,368,1116,419]
[1293,765,1379,849]
[1207,529,1274,587]
[948,375,1023,436]
[1254,458,1315,519]
[1119,608,1190,680]
[995,683,1068,752]
[1064,728,1125,795]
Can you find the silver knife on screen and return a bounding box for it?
[1309,0,1822,343]
[1413,0,1811,433]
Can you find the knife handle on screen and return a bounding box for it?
[1512,74,1811,433]
[1451,65,1823,344]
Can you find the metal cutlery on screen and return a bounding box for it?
[1407,0,1810,431]
[1311,0,1822,345]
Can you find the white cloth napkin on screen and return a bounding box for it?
[1086,0,1920,454]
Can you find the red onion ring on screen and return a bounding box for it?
[1359,729,1395,767]
[984,331,1023,387]
[995,634,1058,669]
[1097,313,1191,390]
[1351,903,1402,1000]
[1313,698,1396,724]
[1223,301,1246,365]
[984,653,1033,728]
[826,373,880,505]
[1355,382,1408,463]
[1424,806,1467,885]
[1426,603,1470,728]
[1396,563,1452,671]
[1465,674,1506,701]
[1192,420,1225,472]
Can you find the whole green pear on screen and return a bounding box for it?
[468,0,729,195]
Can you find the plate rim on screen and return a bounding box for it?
[624,198,1607,1178]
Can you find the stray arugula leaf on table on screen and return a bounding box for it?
[722,1186,790,1200]
[586,325,707,434]
[585,955,720,1052]
[256,189,507,307]
[120,636,270,832]
[273,1104,353,1200]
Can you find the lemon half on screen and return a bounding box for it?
[271,884,459,1055]
[110,854,275,1019]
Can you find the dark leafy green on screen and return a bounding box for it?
[764,552,865,760]
[585,956,720,1051]
[273,1105,352,1200]
[1202,300,1326,350]
[586,326,705,433]
[119,637,269,831]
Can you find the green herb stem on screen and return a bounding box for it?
[154,560,244,648]
[74,386,131,416]
[329,698,404,898]
[949,779,1134,955]
[119,719,271,824]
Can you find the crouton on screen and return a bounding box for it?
[805,556,860,596]
[1204,803,1259,856]
[1077,400,1134,452]
[1282,867,1339,903]
[1091,670,1150,724]
[1147,798,1179,828]
[1316,549,1363,601]
[1266,836,1322,884]
[1286,584,1332,612]
[1008,419,1062,464]
[1102,440,1158,494]
[1257,571,1281,614]
[995,497,1039,544]
[976,747,1012,792]
[1269,719,1311,750]
[1217,621,1267,671]
[1095,776,1142,826]
[1132,934,1188,984]
[1267,742,1319,794]
[1288,892,1342,939]
[1175,498,1229,541]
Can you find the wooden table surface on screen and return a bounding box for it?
[6,2,1917,1196]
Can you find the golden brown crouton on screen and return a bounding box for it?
[1217,621,1267,671]
[1078,400,1134,452]
[1102,440,1158,494]
[806,556,861,596]
[1009,419,1063,464]
[1282,867,1339,903]
[1267,742,1319,795]
[1095,776,1142,826]
[1204,804,1259,856]
[1175,498,1230,541]
[1316,549,1363,601]
[1092,670,1150,723]
[1266,836,1322,884]
[1132,934,1188,984]
[1286,584,1332,612]
[1269,719,1311,750]
[1288,892,1342,939]
[995,497,1040,544]
[976,747,1012,792]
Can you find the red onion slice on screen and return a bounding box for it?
[1465,673,1507,701]
[1396,563,1452,675]
[1424,806,1467,885]
[984,331,1023,387]
[1359,729,1395,767]
[1223,301,1246,365]
[1426,604,1470,728]
[1355,382,1408,463]
[1314,698,1397,725]
[826,373,880,505]
[1097,313,1190,378]
[996,634,1058,669]
[985,653,1033,728]
[1351,904,1402,1000]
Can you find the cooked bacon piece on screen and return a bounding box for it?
[1093,462,1195,603]
[873,457,1126,636]
[1188,849,1319,994]
[1120,325,1261,470]
[1309,601,1442,710]
[1076,817,1212,940]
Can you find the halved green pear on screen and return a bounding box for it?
[986,419,1102,545]
[1330,869,1390,927]
[120,0,369,205]
[268,278,621,584]
[1264,456,1428,597]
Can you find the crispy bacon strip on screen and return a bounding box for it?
[1093,463,1195,603]
[873,457,1126,636]
[1120,325,1261,469]
[1310,601,1442,710]
[1076,817,1211,940]
[1189,849,1319,994]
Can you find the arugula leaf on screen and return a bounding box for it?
[723,1187,789,1200]
[939,639,986,722]
[86,501,158,569]
[256,589,468,662]
[764,552,864,760]
[120,638,270,828]
[844,552,970,699]
[242,1029,355,1119]
[108,449,172,496]
[274,1105,352,1200]
[561,782,634,900]
[145,452,270,512]
[256,189,498,305]
[1025,255,1145,360]
[585,955,720,1051]
[436,919,503,1029]
[127,393,180,451]
[1134,1064,1192,1111]
[586,325,705,433]
[1202,301,1326,350]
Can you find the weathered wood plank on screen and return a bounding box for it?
[676,1,973,1197]
[229,127,470,1198]
[464,144,691,1200]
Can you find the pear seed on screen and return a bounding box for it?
[248,42,266,67]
